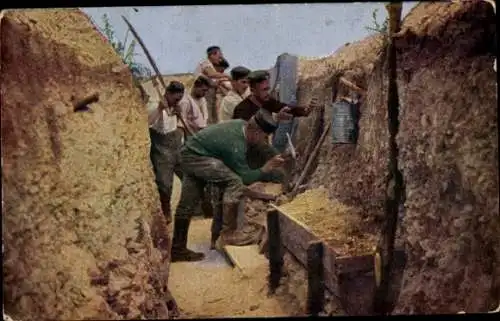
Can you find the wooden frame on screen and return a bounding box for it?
[267,204,379,315]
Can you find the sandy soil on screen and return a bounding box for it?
[168,178,299,318]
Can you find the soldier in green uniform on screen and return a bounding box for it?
[171,111,284,262]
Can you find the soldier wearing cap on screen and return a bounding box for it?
[147,81,186,224]
[170,110,285,262]
[232,70,317,121]
[219,66,252,122]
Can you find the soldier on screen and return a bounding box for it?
[171,111,285,262]
[219,66,252,122]
[148,81,185,224]
[195,46,231,124]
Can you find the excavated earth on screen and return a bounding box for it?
[1,9,172,320]
[291,1,498,314]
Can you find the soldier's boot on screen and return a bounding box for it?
[210,190,224,250]
[216,202,256,248]
[201,195,214,219]
[171,218,205,262]
[159,190,172,224]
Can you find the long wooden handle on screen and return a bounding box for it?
[122,16,194,136]
[290,122,331,195]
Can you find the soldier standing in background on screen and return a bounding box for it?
[177,75,216,218]
[219,66,252,122]
[148,81,185,224]
[195,46,231,124]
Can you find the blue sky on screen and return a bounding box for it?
[83,3,418,75]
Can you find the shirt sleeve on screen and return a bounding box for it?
[262,98,288,113]
[220,96,236,122]
[147,96,162,127]
[231,153,263,185]
[177,98,192,129]
[263,98,309,117]
[200,60,216,74]
[199,98,209,128]
[232,101,252,121]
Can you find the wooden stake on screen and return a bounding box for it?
[267,209,284,294]
[307,241,325,316]
[290,122,331,197]
[72,92,99,112]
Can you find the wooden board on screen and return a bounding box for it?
[271,204,375,298]
[271,204,340,295]
[223,245,268,276]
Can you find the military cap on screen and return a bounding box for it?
[166,81,185,94]
[253,109,278,134]
[248,70,270,86]
[230,66,251,81]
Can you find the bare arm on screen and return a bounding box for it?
[202,66,230,80]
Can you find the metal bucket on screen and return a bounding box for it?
[331,100,359,144]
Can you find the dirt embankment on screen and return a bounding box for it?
[292,1,498,314]
[392,2,498,313]
[293,34,388,224]
[1,9,172,320]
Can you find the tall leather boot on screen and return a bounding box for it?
[158,190,172,224]
[171,218,205,262]
[210,199,223,250]
[217,202,256,247]
[200,191,214,219]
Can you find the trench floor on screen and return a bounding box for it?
[168,177,291,318]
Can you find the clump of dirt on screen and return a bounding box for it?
[278,188,377,256]
[1,9,171,320]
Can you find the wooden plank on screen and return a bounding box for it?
[322,243,340,296]
[267,209,284,293]
[271,204,382,311]
[307,241,325,316]
[272,204,340,296]
[272,204,315,266]
[336,255,374,274]
[223,245,268,276]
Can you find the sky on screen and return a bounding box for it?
[82,3,418,75]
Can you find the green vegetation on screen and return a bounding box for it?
[365,8,388,34]
[98,13,152,81]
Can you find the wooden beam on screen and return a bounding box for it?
[267,209,284,293]
[307,241,325,315]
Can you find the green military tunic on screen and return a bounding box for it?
[175,120,280,223]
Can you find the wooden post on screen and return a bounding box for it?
[307,241,325,315]
[267,209,284,294]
